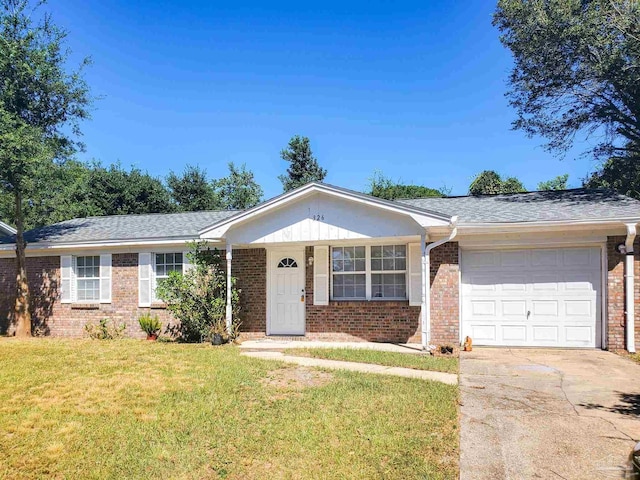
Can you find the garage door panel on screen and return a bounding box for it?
[462,247,601,348]
[502,300,526,317]
[565,326,592,343]
[471,325,497,341]
[532,325,559,342]
[502,325,527,341]
[500,251,526,267]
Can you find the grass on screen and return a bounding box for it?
[288,347,459,374]
[0,339,458,479]
[630,353,640,364]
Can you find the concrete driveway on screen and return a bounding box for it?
[460,349,640,480]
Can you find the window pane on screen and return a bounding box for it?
[175,253,183,263]
[354,246,365,259]
[395,245,406,257]
[156,265,165,276]
[332,260,343,272]
[396,258,406,270]
[77,256,85,267]
[354,259,366,272]
[371,272,405,299]
[383,245,395,258]
[371,258,382,271]
[383,258,395,270]
[156,253,165,264]
[371,245,382,258]
[332,274,365,299]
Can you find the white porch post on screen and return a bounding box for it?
[421,233,429,350]
[624,223,637,353]
[226,243,233,332]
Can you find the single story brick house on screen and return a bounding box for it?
[1,182,639,352]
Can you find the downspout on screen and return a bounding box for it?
[422,216,459,350]
[624,223,637,353]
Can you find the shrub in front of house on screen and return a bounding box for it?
[85,318,126,340]
[156,241,241,343]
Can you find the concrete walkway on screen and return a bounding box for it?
[241,350,458,385]
[460,348,640,480]
[239,339,424,354]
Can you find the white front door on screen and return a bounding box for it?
[269,248,305,335]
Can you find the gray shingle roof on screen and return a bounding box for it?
[397,188,640,224]
[0,210,238,245]
[2,187,638,246]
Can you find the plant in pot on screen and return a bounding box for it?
[209,318,227,346]
[139,314,161,340]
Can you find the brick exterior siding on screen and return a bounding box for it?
[606,236,640,351]
[0,236,636,351]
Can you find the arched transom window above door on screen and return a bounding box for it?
[277,257,298,268]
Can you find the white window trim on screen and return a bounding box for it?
[68,254,111,304]
[152,252,187,302]
[330,244,408,301]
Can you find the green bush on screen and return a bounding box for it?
[156,241,241,343]
[138,314,161,337]
[85,318,126,340]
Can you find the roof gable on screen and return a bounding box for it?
[199,183,452,242]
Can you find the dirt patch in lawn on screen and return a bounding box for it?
[261,366,334,395]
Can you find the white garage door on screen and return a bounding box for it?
[461,247,601,348]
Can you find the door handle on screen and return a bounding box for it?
[527,310,531,319]
[300,288,305,302]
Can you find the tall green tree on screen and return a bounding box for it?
[85,163,175,216]
[167,164,220,211]
[493,0,640,162]
[367,171,444,200]
[584,152,640,199]
[538,174,569,191]
[278,135,327,192]
[0,0,91,336]
[469,170,526,195]
[215,162,263,210]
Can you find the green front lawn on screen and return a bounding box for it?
[288,347,459,374]
[0,339,458,479]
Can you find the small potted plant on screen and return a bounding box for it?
[209,318,228,346]
[138,314,161,341]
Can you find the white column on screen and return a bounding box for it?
[624,223,637,353]
[226,243,233,332]
[420,233,428,350]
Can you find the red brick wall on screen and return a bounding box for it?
[606,236,640,351]
[1,242,461,345]
[302,243,459,344]
[233,248,267,336]
[1,254,174,338]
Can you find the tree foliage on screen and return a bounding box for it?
[584,153,640,199]
[538,174,569,191]
[493,0,640,161]
[367,171,444,200]
[278,135,327,192]
[167,164,220,212]
[156,241,241,343]
[215,162,263,210]
[0,0,92,336]
[469,170,526,195]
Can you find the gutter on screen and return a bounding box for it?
[422,216,459,350]
[624,223,637,353]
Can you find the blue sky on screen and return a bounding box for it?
[53,0,600,198]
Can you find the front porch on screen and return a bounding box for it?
[198,183,459,347]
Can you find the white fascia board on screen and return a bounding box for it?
[457,217,640,235]
[199,183,451,238]
[0,237,225,258]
